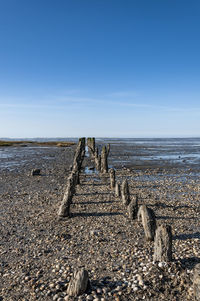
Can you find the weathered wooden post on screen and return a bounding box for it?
[121,179,131,206]
[94,147,98,159]
[194,264,200,300]
[128,194,139,220]
[94,147,101,172]
[72,137,85,172]
[109,168,115,189]
[107,143,110,156]
[79,137,86,163]
[137,204,156,241]
[115,182,121,197]
[101,145,108,173]
[58,138,85,217]
[87,137,91,149]
[87,137,95,156]
[67,269,89,297]
[58,187,71,217]
[97,156,101,172]
[153,224,172,262]
[74,171,80,185]
[58,173,77,217]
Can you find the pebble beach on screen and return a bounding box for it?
[0,139,200,301]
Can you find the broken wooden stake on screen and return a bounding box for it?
[128,194,139,220]
[67,269,89,297]
[101,145,108,173]
[153,224,172,262]
[72,137,85,173]
[109,168,115,189]
[58,173,76,217]
[121,179,131,206]
[94,147,101,172]
[137,204,156,241]
[115,182,121,197]
[87,137,95,157]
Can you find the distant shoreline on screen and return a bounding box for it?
[0,140,76,147]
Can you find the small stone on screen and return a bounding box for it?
[137,275,144,286]
[116,286,121,291]
[158,262,164,268]
[31,168,41,176]
[90,230,100,236]
[96,288,102,294]
[40,284,45,291]
[46,290,52,296]
[49,283,55,288]
[53,294,59,301]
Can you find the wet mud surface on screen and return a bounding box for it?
[0,139,200,300]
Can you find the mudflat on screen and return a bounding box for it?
[0,139,200,300]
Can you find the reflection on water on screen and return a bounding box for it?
[84,167,97,174]
[84,166,101,182]
[85,146,89,157]
[120,153,200,162]
[104,138,200,167]
[1,138,200,170]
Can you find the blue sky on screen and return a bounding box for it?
[0,0,200,138]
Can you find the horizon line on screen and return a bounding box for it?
[1,136,200,140]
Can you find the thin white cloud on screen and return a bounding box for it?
[106,91,139,98]
[0,94,200,114]
[0,103,73,110]
[107,100,200,113]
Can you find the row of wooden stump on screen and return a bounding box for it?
[87,138,172,263]
[57,137,200,300]
[109,167,172,263]
[58,137,85,217]
[58,137,110,218]
[87,137,110,173]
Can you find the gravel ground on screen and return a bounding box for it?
[0,143,200,301]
